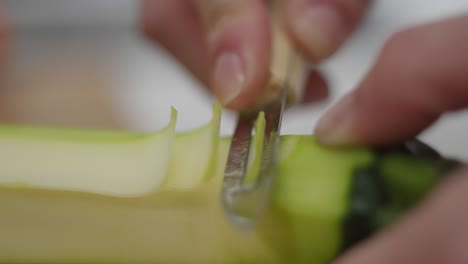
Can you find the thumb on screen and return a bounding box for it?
[315,14,468,146]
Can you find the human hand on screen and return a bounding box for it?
[314,14,468,263]
[140,0,371,110]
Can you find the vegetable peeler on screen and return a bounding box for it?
[221,1,306,230]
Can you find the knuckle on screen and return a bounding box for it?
[334,0,371,24]
[196,0,251,29]
[139,0,167,41]
[140,13,154,40]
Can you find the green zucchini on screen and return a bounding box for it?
[0,104,461,263]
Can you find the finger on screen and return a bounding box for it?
[315,14,468,146]
[334,166,468,264]
[140,0,210,85]
[194,0,271,109]
[284,0,372,62]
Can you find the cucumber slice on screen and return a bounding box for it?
[163,104,222,189]
[0,108,177,197]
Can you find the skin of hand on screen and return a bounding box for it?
[140,0,371,110]
[0,7,9,70]
[313,14,468,264]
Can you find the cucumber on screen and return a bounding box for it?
[0,104,461,263]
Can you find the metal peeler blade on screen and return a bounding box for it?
[220,0,306,230]
[221,55,295,230]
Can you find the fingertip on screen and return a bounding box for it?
[314,93,359,146]
[202,2,271,110]
[209,21,270,110]
[212,51,247,106]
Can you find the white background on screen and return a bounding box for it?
[4,0,468,160]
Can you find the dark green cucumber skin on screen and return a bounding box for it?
[340,139,462,254]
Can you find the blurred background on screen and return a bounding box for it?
[1,0,468,159]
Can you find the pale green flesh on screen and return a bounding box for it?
[0,104,374,263]
[0,109,177,197]
[268,136,373,263]
[0,158,277,264]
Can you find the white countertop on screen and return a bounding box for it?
[4,0,468,160]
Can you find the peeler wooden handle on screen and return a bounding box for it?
[253,0,307,109]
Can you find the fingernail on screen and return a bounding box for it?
[293,5,343,61]
[315,94,355,145]
[212,52,246,105]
